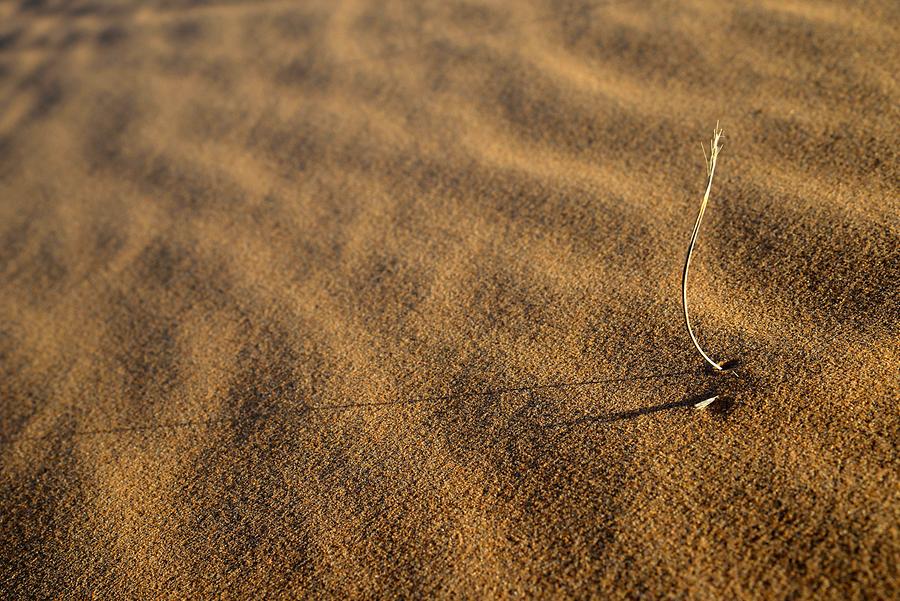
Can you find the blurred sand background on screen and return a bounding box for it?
[0,0,898,598]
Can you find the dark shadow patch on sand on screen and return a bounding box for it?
[17,0,47,12]
[159,320,324,593]
[337,248,429,330]
[473,160,660,263]
[91,219,128,262]
[0,418,115,598]
[278,13,328,40]
[462,259,567,341]
[134,236,238,310]
[755,113,895,181]
[446,0,513,33]
[95,25,128,47]
[165,19,205,44]
[11,61,66,125]
[138,150,247,215]
[57,29,84,50]
[26,76,64,123]
[730,6,851,66]
[5,235,69,305]
[488,56,694,162]
[225,336,303,445]
[0,28,22,51]
[557,12,710,86]
[83,92,141,169]
[0,329,54,441]
[245,110,328,177]
[154,48,237,88]
[0,208,38,275]
[105,291,182,417]
[349,3,427,58]
[133,237,192,288]
[362,145,664,269]
[174,431,318,596]
[715,179,900,337]
[90,240,236,421]
[63,1,134,18]
[275,50,334,90]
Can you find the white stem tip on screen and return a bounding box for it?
[694,395,718,410]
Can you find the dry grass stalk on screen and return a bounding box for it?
[682,123,728,371]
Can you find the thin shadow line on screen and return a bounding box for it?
[0,368,696,444]
[307,368,695,410]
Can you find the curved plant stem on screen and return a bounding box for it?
[682,123,725,371]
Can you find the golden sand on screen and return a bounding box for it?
[1,0,897,597]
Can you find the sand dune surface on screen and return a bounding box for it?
[1,0,898,598]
